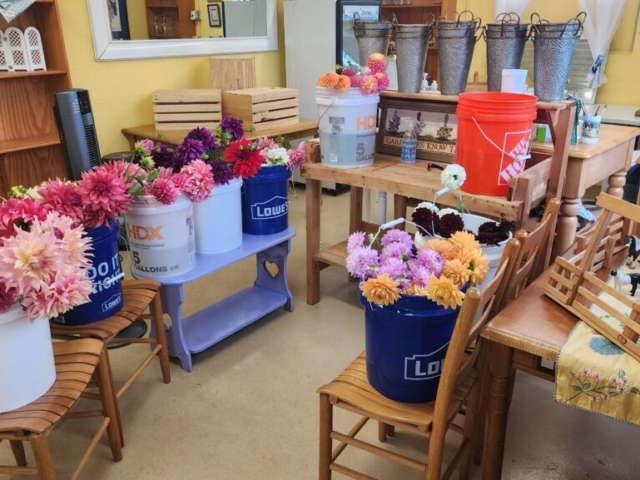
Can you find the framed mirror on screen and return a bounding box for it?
[88,0,278,61]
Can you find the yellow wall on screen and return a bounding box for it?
[464,0,640,104]
[59,0,285,154]
[198,1,225,38]
[126,0,148,40]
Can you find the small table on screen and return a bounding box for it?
[121,118,318,149]
[133,228,295,372]
[531,124,640,254]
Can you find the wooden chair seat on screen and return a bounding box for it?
[0,339,121,479]
[318,353,476,432]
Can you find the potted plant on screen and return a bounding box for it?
[347,222,490,403]
[0,199,93,413]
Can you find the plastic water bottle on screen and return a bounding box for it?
[401,122,417,164]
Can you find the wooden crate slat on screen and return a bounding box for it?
[155,112,222,122]
[153,89,222,103]
[155,122,220,131]
[250,98,299,113]
[153,104,222,113]
[253,107,299,123]
[251,116,299,132]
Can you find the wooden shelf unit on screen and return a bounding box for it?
[0,0,70,193]
[382,0,457,84]
[145,0,196,40]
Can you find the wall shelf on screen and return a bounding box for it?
[0,134,61,155]
[0,69,67,81]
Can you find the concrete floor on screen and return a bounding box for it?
[2,188,640,479]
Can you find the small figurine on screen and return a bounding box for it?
[611,270,640,296]
[431,80,438,92]
[625,235,640,269]
[421,73,429,91]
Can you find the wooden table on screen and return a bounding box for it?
[121,118,318,149]
[479,268,593,480]
[531,124,640,254]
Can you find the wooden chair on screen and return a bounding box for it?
[50,279,171,445]
[497,198,562,310]
[0,339,122,479]
[317,238,521,480]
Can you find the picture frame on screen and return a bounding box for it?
[208,4,222,28]
[107,0,130,40]
[376,98,458,164]
[335,0,382,67]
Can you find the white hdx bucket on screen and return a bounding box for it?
[193,177,243,254]
[316,87,380,168]
[125,194,196,278]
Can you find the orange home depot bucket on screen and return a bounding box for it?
[455,92,538,196]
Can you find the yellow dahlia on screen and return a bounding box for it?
[335,74,351,92]
[425,274,464,309]
[467,251,490,285]
[360,274,401,306]
[443,259,471,287]
[424,238,456,259]
[316,72,340,88]
[449,231,481,251]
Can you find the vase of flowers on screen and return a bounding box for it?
[316,53,390,169]
[0,206,93,412]
[239,137,306,236]
[347,226,488,403]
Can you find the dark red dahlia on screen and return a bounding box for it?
[151,143,180,172]
[438,213,465,238]
[477,220,516,245]
[224,139,263,179]
[412,208,439,236]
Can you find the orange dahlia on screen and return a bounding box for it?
[443,259,471,288]
[335,75,351,92]
[360,274,401,306]
[425,274,464,309]
[449,231,481,251]
[316,72,340,88]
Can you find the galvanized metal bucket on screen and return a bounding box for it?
[436,11,481,95]
[392,14,434,93]
[353,14,392,67]
[530,12,585,101]
[484,13,529,92]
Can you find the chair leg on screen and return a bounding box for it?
[97,348,123,462]
[378,422,388,443]
[30,435,56,480]
[319,394,333,480]
[10,439,27,466]
[103,350,125,449]
[151,292,171,384]
[459,376,483,480]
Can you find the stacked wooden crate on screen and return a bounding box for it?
[152,89,222,132]
[222,87,299,132]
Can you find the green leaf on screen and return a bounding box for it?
[619,369,626,379]
[583,383,591,389]
[630,387,640,395]
[572,385,583,391]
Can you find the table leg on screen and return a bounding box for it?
[350,187,364,233]
[160,284,193,372]
[256,240,294,312]
[556,197,581,256]
[307,178,322,305]
[607,168,627,199]
[482,342,514,480]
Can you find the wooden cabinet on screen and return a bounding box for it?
[145,0,196,39]
[0,0,70,194]
[382,0,457,84]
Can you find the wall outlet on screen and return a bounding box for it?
[190,10,200,21]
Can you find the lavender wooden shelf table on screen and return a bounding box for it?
[134,227,295,372]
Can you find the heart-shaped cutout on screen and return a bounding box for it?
[264,261,279,279]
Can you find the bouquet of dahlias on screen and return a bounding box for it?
[317,53,390,95]
[253,135,307,171]
[0,198,93,321]
[347,227,489,309]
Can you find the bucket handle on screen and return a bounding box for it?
[530,12,548,26]
[353,12,364,38]
[495,12,521,25]
[471,116,532,164]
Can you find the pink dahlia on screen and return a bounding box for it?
[367,53,387,74]
[256,137,278,159]
[359,75,379,95]
[0,284,17,313]
[287,142,306,171]
[0,197,50,238]
[342,67,357,77]
[39,212,92,269]
[350,75,363,88]
[77,166,132,228]
[374,72,390,92]
[151,177,180,205]
[38,179,83,225]
[180,159,215,203]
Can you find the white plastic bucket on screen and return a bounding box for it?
[0,306,55,413]
[125,194,196,278]
[316,87,379,168]
[194,177,243,254]
[501,69,528,94]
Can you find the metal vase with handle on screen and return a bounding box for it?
[353,13,392,67]
[436,11,482,95]
[531,12,585,102]
[485,13,529,92]
[392,13,434,93]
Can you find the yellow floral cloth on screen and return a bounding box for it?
[555,268,640,426]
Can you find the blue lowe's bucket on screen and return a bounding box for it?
[241,165,291,235]
[56,221,124,326]
[360,291,462,403]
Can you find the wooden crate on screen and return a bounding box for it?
[153,89,222,132]
[209,55,256,91]
[222,87,299,132]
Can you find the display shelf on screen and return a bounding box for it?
[0,70,67,81]
[141,227,296,372]
[0,133,60,155]
[182,287,288,354]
